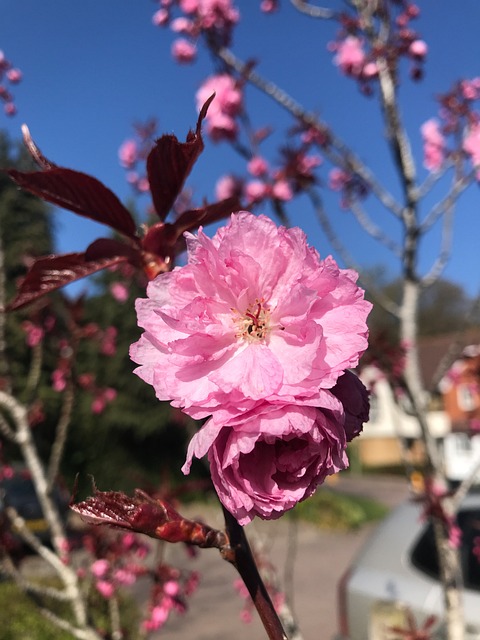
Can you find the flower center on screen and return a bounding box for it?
[233,299,271,342]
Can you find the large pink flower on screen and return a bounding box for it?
[131,212,371,419]
[182,401,348,525]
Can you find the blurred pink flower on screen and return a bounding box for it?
[245,180,267,203]
[91,559,110,578]
[463,123,480,178]
[118,139,138,168]
[171,38,197,63]
[183,401,348,524]
[409,39,428,58]
[333,36,366,77]
[421,119,445,172]
[328,167,350,191]
[247,156,269,177]
[215,174,243,200]
[96,579,115,599]
[271,179,293,201]
[110,282,129,303]
[196,74,242,141]
[152,8,169,25]
[131,212,370,419]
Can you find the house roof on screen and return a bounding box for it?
[418,327,480,391]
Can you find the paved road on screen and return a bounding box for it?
[152,474,410,640]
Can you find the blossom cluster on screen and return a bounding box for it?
[0,49,22,116]
[78,526,198,632]
[328,3,427,91]
[419,77,480,176]
[152,0,240,64]
[131,212,371,524]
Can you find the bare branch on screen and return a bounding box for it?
[47,379,75,491]
[307,187,401,317]
[289,0,337,19]
[348,199,402,257]
[420,205,454,287]
[420,169,476,234]
[213,46,403,218]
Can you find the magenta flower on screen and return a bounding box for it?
[421,119,445,172]
[182,401,348,524]
[131,212,371,420]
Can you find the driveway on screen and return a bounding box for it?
[154,473,410,640]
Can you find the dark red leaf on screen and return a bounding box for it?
[146,95,215,221]
[85,237,141,265]
[7,253,128,311]
[173,195,242,239]
[7,167,137,239]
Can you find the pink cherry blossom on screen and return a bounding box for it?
[328,167,350,191]
[215,174,243,200]
[96,579,115,599]
[247,156,269,177]
[333,36,366,77]
[6,68,22,83]
[271,179,293,201]
[110,282,129,303]
[91,559,110,578]
[409,39,428,58]
[152,8,169,25]
[196,74,242,141]
[118,139,138,168]
[171,38,197,63]
[183,401,348,524]
[421,119,445,172]
[463,123,480,178]
[245,180,267,203]
[131,212,371,420]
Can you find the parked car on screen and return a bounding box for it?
[336,494,480,640]
[0,467,69,548]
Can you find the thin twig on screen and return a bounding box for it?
[47,378,75,492]
[221,506,288,640]
[213,46,403,218]
[348,199,402,257]
[289,0,337,19]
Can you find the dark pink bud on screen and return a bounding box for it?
[331,371,369,441]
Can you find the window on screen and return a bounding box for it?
[410,508,480,592]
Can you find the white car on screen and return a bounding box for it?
[336,494,480,639]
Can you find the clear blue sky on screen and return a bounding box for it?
[1,0,480,296]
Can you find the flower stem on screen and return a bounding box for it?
[221,506,289,640]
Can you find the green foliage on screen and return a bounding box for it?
[0,580,72,640]
[0,579,141,639]
[292,487,388,531]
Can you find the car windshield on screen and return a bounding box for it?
[411,508,480,591]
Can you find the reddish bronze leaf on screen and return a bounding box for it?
[146,95,215,221]
[8,253,128,311]
[85,237,141,264]
[71,487,228,548]
[7,167,137,239]
[173,195,242,239]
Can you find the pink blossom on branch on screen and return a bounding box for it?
[463,122,480,179]
[131,212,371,420]
[182,401,348,525]
[196,74,242,141]
[421,118,445,172]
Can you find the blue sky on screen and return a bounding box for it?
[1,0,480,297]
